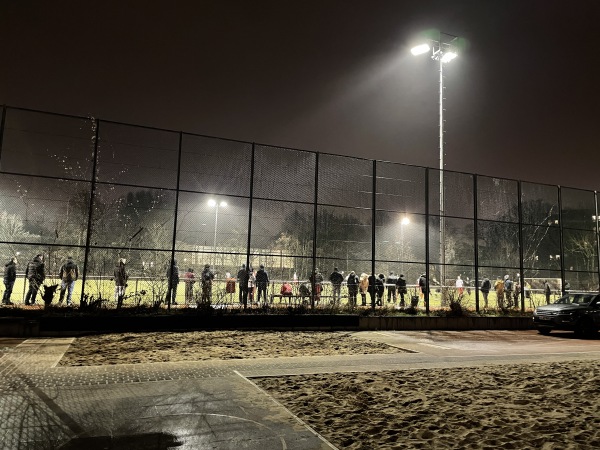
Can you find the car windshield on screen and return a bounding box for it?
[554,294,595,305]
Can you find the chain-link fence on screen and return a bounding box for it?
[1,106,599,312]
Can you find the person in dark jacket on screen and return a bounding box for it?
[25,254,45,305]
[386,272,399,303]
[255,264,269,303]
[329,267,344,304]
[114,258,129,307]
[200,264,215,302]
[396,274,407,307]
[376,274,385,306]
[346,271,359,307]
[236,264,247,304]
[58,256,79,306]
[166,259,180,305]
[3,257,17,305]
[367,273,377,308]
[309,268,324,304]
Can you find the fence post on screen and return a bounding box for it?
[517,180,525,312]
[311,152,319,310]
[425,168,430,314]
[167,131,183,311]
[558,186,566,295]
[80,118,100,305]
[473,175,479,312]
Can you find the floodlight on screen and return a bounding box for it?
[208,199,217,207]
[219,201,227,207]
[401,217,410,225]
[441,51,457,63]
[411,43,430,55]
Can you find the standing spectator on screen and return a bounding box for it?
[396,274,407,307]
[368,273,377,308]
[255,264,269,303]
[114,258,128,308]
[346,271,359,307]
[236,264,247,303]
[359,273,369,306]
[2,257,17,305]
[386,272,399,303]
[309,268,324,304]
[25,254,45,305]
[480,276,491,309]
[329,267,344,304]
[418,273,427,300]
[183,268,196,304]
[544,280,552,304]
[465,277,472,296]
[455,275,464,297]
[503,275,514,307]
[494,277,505,309]
[58,256,79,306]
[200,264,215,303]
[239,267,250,307]
[166,259,180,305]
[376,274,385,306]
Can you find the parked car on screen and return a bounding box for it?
[533,293,600,337]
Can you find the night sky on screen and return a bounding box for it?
[1,1,599,190]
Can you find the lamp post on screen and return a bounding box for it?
[411,32,459,294]
[208,199,227,262]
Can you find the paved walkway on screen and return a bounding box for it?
[0,331,598,449]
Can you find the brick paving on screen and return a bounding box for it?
[1,332,599,449]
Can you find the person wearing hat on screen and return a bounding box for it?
[200,264,215,302]
[25,254,45,305]
[255,264,269,303]
[59,256,79,306]
[328,267,344,304]
[396,274,407,307]
[346,271,359,307]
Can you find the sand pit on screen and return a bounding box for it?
[57,332,599,448]
[58,330,402,366]
[254,360,600,449]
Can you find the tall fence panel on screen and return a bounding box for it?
[0,105,599,311]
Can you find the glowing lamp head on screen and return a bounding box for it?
[208,199,217,207]
[441,51,457,63]
[411,43,430,55]
[401,217,410,225]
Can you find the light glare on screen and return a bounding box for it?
[411,43,430,55]
[208,199,217,207]
[441,51,457,63]
[401,217,410,225]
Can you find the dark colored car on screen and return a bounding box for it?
[533,293,600,337]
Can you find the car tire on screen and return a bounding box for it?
[538,328,551,335]
[575,318,597,339]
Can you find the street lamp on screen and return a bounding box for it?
[208,199,227,255]
[411,32,460,292]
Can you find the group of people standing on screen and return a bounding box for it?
[2,254,79,306]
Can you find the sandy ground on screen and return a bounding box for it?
[58,331,401,366]
[255,361,600,450]
[58,332,599,449]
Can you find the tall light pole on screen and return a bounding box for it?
[208,199,227,262]
[411,32,459,294]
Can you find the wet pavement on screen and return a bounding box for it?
[1,331,598,449]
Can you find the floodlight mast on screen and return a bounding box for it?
[411,32,459,301]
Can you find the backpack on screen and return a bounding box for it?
[504,279,513,291]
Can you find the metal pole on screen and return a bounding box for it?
[595,191,600,292]
[558,187,566,295]
[311,152,319,309]
[517,180,525,311]
[473,175,479,312]
[167,131,183,311]
[213,205,219,251]
[439,46,446,299]
[425,168,430,314]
